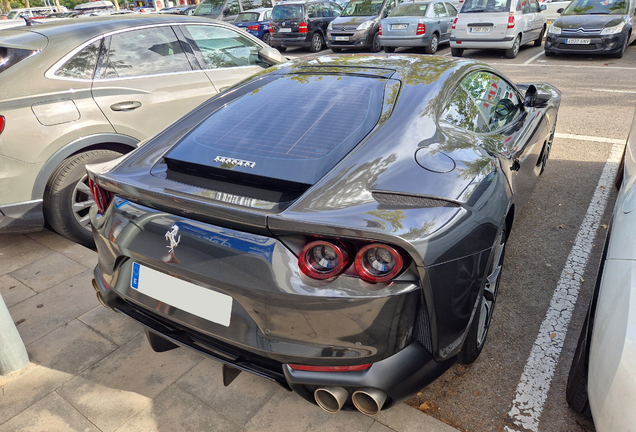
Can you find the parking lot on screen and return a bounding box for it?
[288,42,636,431]
[1,35,635,431]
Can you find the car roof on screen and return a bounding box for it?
[239,7,272,12]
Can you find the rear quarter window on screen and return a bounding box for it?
[55,41,101,79]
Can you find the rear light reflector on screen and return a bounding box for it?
[379,24,382,35]
[288,364,372,372]
[416,23,426,35]
[355,243,403,283]
[299,241,349,280]
[452,17,458,30]
[507,12,515,29]
[248,24,260,31]
[88,178,114,214]
[0,115,4,135]
[299,22,308,33]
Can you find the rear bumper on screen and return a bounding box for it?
[0,200,45,233]
[378,35,430,47]
[270,35,311,48]
[450,35,516,50]
[94,267,455,409]
[544,33,627,55]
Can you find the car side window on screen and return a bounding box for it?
[97,27,190,79]
[433,2,448,16]
[307,3,318,17]
[319,2,333,16]
[520,0,531,13]
[445,2,458,15]
[56,40,101,79]
[228,0,240,14]
[442,87,490,133]
[183,25,266,69]
[331,2,343,15]
[264,10,271,19]
[530,0,539,12]
[460,71,522,131]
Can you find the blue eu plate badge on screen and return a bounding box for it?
[131,262,140,289]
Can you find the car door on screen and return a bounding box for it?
[433,2,451,41]
[91,25,217,141]
[529,0,544,39]
[180,23,269,93]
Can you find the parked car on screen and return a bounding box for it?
[544,0,635,58]
[233,7,273,45]
[539,0,571,24]
[450,0,547,58]
[326,0,398,52]
[194,0,272,22]
[5,6,66,19]
[379,0,458,53]
[0,15,284,247]
[133,6,156,13]
[566,111,636,431]
[270,0,342,52]
[74,0,116,16]
[45,11,80,18]
[87,54,561,415]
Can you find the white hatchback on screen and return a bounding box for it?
[450,0,547,58]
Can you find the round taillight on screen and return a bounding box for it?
[355,243,403,283]
[299,241,349,280]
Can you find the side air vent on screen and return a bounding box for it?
[372,192,460,208]
[414,304,433,353]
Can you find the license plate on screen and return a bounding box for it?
[565,38,590,44]
[278,27,291,33]
[131,262,232,326]
[335,36,349,41]
[469,26,491,33]
[391,24,408,30]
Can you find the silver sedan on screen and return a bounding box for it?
[379,0,458,53]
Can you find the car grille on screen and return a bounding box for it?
[556,43,598,50]
[330,32,355,36]
[372,192,460,208]
[562,27,601,34]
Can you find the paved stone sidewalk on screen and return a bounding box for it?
[0,230,459,432]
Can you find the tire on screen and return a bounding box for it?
[44,149,122,248]
[540,115,557,174]
[534,25,545,47]
[330,47,342,53]
[384,46,395,53]
[451,48,463,57]
[565,305,592,417]
[262,32,271,46]
[505,34,521,59]
[612,35,628,58]
[310,32,323,52]
[370,32,382,53]
[277,46,287,53]
[425,33,439,54]
[458,225,507,364]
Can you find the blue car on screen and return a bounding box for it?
[233,8,273,45]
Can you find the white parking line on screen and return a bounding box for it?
[524,51,545,65]
[555,132,626,145]
[505,139,626,431]
[591,88,636,94]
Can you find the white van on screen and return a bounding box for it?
[74,0,116,15]
[6,6,67,19]
[450,0,547,58]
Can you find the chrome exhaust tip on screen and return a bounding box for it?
[352,388,387,416]
[91,279,99,292]
[314,387,349,413]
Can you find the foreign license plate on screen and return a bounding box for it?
[565,38,590,44]
[469,26,491,33]
[335,36,349,41]
[391,24,408,30]
[131,262,232,326]
[278,27,291,33]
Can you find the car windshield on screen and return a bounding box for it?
[389,3,429,16]
[562,0,626,14]
[235,12,260,21]
[342,0,384,16]
[194,0,225,16]
[460,0,510,12]
[272,4,303,19]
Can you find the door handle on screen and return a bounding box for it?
[110,101,142,111]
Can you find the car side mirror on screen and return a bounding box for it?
[223,7,230,15]
[556,7,564,12]
[540,4,546,10]
[258,46,286,65]
[524,85,552,107]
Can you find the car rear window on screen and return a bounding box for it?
[460,0,510,12]
[235,12,260,21]
[390,3,429,16]
[164,74,386,186]
[272,4,303,19]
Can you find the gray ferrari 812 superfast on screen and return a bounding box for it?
[87,54,560,415]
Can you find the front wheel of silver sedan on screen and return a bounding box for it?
[44,149,123,248]
[458,225,507,364]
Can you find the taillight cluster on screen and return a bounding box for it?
[0,115,5,135]
[299,22,308,33]
[247,24,260,31]
[507,12,515,29]
[379,24,382,35]
[416,23,426,35]
[88,178,114,214]
[452,17,458,30]
[298,239,404,283]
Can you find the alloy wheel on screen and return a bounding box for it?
[476,229,506,347]
[71,174,95,232]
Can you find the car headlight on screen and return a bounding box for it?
[547,24,561,35]
[600,22,625,35]
[356,21,373,30]
[328,21,333,30]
